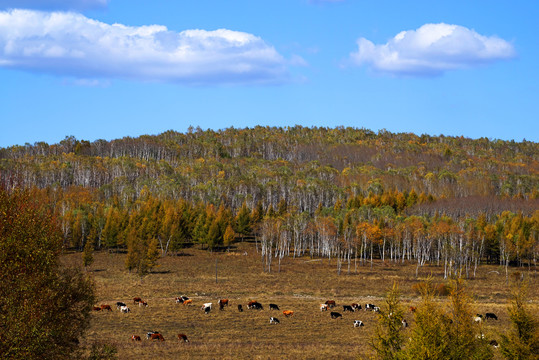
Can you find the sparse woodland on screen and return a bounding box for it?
[0,126,537,278]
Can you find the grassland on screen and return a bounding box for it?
[63,243,538,359]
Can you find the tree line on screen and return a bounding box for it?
[1,126,537,276]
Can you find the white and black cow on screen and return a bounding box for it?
[202,303,212,314]
[365,304,377,311]
[269,317,280,324]
[120,305,131,313]
[116,301,126,309]
[343,305,354,312]
[354,320,364,327]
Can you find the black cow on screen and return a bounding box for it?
[249,302,263,310]
[331,312,342,319]
[269,303,280,311]
[485,313,498,320]
[343,305,354,312]
[238,304,243,312]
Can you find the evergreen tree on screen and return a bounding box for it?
[371,282,406,360]
[82,239,94,270]
[235,201,252,241]
[500,277,539,360]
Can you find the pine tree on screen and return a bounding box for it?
[500,277,539,360]
[82,239,94,270]
[371,282,406,360]
[235,201,252,241]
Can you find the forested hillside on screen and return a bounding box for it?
[1,126,537,277]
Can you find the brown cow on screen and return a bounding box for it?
[218,299,229,308]
[283,310,294,317]
[325,300,336,308]
[183,299,193,306]
[177,334,189,342]
[139,301,148,307]
[131,335,141,341]
[409,306,417,313]
[150,333,165,341]
[100,304,112,311]
[92,306,101,311]
[133,297,142,304]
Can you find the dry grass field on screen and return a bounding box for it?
[62,243,538,360]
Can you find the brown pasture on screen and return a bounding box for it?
[63,243,538,359]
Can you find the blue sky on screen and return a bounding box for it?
[1,0,537,147]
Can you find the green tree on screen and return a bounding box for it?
[371,282,406,360]
[82,239,95,270]
[0,187,95,359]
[500,277,539,360]
[234,201,252,241]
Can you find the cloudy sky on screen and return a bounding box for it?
[1,0,537,147]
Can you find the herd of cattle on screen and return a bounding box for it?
[92,296,499,345]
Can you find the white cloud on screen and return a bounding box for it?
[350,23,516,76]
[0,9,290,85]
[0,0,108,10]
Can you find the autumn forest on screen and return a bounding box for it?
[1,126,537,278]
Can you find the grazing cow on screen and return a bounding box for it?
[218,299,229,307]
[269,304,280,311]
[92,306,101,311]
[409,306,417,313]
[202,303,212,314]
[325,300,336,308]
[100,305,112,311]
[177,334,189,342]
[365,304,377,311]
[270,317,280,324]
[248,301,263,310]
[150,333,165,341]
[330,312,342,319]
[320,304,328,311]
[352,303,361,311]
[131,335,141,341]
[474,316,483,323]
[146,331,160,339]
[120,306,131,313]
[353,320,364,327]
[402,319,408,328]
[343,305,354,312]
[133,297,142,304]
[183,299,193,306]
[238,304,243,312]
[175,295,189,304]
[489,340,499,348]
[373,306,381,313]
[485,313,498,320]
[283,310,294,317]
[139,301,148,307]
[116,302,126,309]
